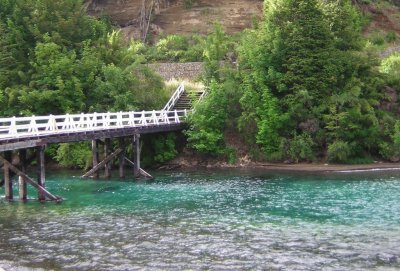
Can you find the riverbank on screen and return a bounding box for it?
[164,152,400,172]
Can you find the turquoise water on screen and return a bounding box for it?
[0,169,399,270]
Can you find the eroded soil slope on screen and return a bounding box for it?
[86,0,263,39]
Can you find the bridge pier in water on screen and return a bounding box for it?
[1,147,62,203]
[1,134,152,203]
[83,134,153,180]
[0,83,198,202]
[19,149,27,201]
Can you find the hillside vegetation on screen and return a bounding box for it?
[1,0,400,167]
[185,0,400,164]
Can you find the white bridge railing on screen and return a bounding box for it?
[163,84,185,111]
[0,109,189,140]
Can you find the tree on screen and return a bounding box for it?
[236,0,385,162]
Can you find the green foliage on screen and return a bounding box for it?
[0,0,171,168]
[152,134,178,163]
[141,133,178,167]
[55,142,92,169]
[203,23,231,82]
[322,0,364,50]
[155,35,189,61]
[286,133,315,163]
[186,81,228,154]
[327,140,351,163]
[141,34,205,63]
[184,0,198,9]
[380,52,400,88]
[185,0,391,164]
[380,53,400,77]
[385,31,397,43]
[225,146,238,164]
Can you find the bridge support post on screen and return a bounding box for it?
[92,140,99,179]
[133,134,141,179]
[37,146,46,201]
[118,138,125,179]
[104,138,112,179]
[19,149,27,201]
[4,151,13,201]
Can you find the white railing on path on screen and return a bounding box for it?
[162,84,185,111]
[0,109,189,140]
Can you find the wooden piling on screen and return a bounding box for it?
[19,149,27,201]
[118,138,125,179]
[0,155,61,202]
[4,151,12,201]
[37,146,46,201]
[82,149,122,178]
[104,138,111,179]
[133,134,141,178]
[92,140,99,179]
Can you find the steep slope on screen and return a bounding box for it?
[86,0,399,53]
[86,0,263,39]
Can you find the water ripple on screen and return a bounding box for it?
[0,170,399,270]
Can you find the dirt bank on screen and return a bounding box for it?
[163,151,400,172]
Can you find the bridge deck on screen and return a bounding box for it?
[0,110,189,151]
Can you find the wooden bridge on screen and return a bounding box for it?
[0,84,204,203]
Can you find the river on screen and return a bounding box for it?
[0,169,399,270]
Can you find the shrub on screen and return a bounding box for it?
[287,133,315,163]
[184,0,197,9]
[225,146,237,164]
[327,140,351,163]
[56,142,92,169]
[381,53,400,77]
[386,31,397,43]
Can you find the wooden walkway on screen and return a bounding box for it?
[0,84,203,202]
[0,110,188,152]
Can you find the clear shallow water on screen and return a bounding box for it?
[0,169,399,270]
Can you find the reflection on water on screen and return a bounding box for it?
[0,169,399,270]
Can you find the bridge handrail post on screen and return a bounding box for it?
[105,112,110,128]
[45,115,56,132]
[78,113,85,129]
[162,84,185,111]
[8,116,17,137]
[28,115,39,135]
[141,111,147,126]
[174,110,180,123]
[152,110,159,125]
[128,111,135,126]
[71,114,77,131]
[92,112,97,128]
[163,111,169,124]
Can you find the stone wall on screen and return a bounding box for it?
[148,62,204,81]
